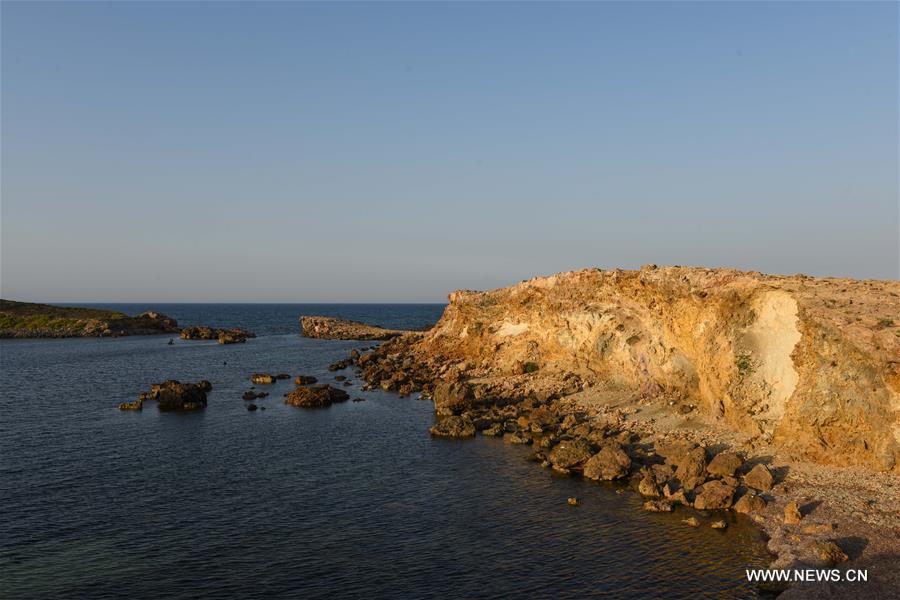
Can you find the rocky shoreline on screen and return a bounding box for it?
[314,265,900,598]
[324,332,900,597]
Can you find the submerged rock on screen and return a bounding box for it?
[295,375,318,385]
[643,499,674,513]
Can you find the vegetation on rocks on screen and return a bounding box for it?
[0,299,178,338]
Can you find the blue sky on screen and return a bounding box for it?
[1,1,897,302]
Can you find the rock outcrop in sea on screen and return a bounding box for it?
[180,326,256,344]
[300,316,407,340]
[123,379,212,411]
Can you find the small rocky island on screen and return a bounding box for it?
[180,325,256,344]
[0,299,179,338]
[300,316,406,340]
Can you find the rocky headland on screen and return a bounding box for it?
[329,266,900,597]
[300,315,407,340]
[0,299,179,338]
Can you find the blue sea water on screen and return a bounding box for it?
[0,304,771,599]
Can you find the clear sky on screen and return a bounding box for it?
[1,1,897,302]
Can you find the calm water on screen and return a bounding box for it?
[0,304,771,599]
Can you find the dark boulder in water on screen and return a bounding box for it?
[284,385,350,408]
[429,415,476,438]
[137,380,209,411]
[295,375,318,385]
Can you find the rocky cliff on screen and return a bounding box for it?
[411,266,900,472]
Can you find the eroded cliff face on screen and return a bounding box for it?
[413,266,900,472]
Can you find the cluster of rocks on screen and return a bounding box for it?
[334,339,854,568]
[284,384,350,408]
[120,379,212,411]
[328,337,435,398]
[180,326,256,344]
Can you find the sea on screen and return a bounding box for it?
[0,304,771,599]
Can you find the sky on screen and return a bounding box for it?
[1,1,897,302]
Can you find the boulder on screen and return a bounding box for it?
[710,520,727,529]
[548,439,593,470]
[433,380,475,416]
[638,472,662,497]
[810,541,848,565]
[733,492,767,514]
[675,447,708,481]
[295,375,318,385]
[784,501,803,525]
[246,403,258,411]
[151,380,209,411]
[706,451,743,478]
[197,380,213,392]
[118,400,142,411]
[744,463,774,492]
[583,444,632,481]
[682,517,701,527]
[429,416,476,438]
[692,480,737,510]
[567,497,579,506]
[275,373,291,380]
[242,391,258,400]
[529,406,558,430]
[251,373,276,385]
[284,384,350,408]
